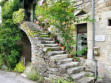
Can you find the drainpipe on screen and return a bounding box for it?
[92,0,98,82]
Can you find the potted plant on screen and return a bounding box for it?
[35,20,39,24]
[68,55,72,58]
[73,58,76,62]
[52,35,57,41]
[73,56,80,62]
[61,46,65,51]
[72,56,77,62]
[83,55,87,59]
[59,43,62,47]
[55,40,59,44]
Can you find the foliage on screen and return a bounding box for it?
[2,0,21,21]
[0,0,8,6]
[67,75,74,82]
[46,0,77,53]
[35,0,77,53]
[14,62,25,73]
[35,4,49,28]
[35,4,47,20]
[13,9,25,24]
[76,47,88,56]
[51,78,74,83]
[0,0,22,69]
[35,0,90,54]
[26,68,44,82]
[0,54,3,68]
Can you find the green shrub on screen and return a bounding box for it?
[0,54,4,68]
[2,0,21,21]
[0,0,22,70]
[14,62,25,73]
[26,68,44,82]
[13,9,25,24]
[51,78,74,83]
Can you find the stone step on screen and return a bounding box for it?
[39,34,49,37]
[48,68,59,72]
[43,44,58,47]
[50,54,68,61]
[41,40,55,44]
[43,47,61,52]
[67,66,85,74]
[40,33,48,35]
[57,58,73,65]
[39,37,52,41]
[71,72,86,80]
[59,62,79,69]
[47,51,65,56]
[76,77,94,83]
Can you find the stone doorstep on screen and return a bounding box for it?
[67,66,85,74]
[57,58,73,65]
[71,72,86,80]
[47,51,65,56]
[59,62,79,69]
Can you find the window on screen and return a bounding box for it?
[108,19,111,26]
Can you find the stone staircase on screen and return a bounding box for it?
[37,32,94,83]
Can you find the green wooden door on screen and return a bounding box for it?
[77,33,87,56]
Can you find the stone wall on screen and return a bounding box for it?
[95,10,111,78]
[81,0,111,78]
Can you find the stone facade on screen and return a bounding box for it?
[77,0,111,79]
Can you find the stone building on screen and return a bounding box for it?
[75,0,111,80]
[20,0,111,80]
[3,0,110,81]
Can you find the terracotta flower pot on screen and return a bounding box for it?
[35,21,39,24]
[59,43,62,47]
[40,26,44,28]
[53,38,56,41]
[73,58,76,62]
[61,46,65,51]
[83,56,87,59]
[68,55,72,58]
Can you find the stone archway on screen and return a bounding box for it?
[19,22,48,77]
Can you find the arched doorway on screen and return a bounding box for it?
[21,31,31,65]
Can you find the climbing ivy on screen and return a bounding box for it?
[13,8,25,24]
[0,0,22,69]
[35,0,77,53]
[35,0,90,53]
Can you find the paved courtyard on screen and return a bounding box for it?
[0,70,36,83]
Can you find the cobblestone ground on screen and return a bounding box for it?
[0,70,36,83]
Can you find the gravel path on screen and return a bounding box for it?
[0,70,36,83]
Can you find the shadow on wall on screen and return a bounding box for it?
[21,31,31,65]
